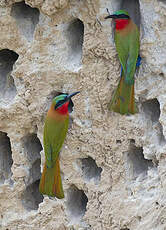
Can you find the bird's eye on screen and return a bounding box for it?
[54,101,62,110]
[54,99,66,110]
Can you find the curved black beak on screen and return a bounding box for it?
[105,14,117,19]
[67,91,80,100]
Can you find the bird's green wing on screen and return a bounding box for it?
[43,116,69,168]
[115,22,139,85]
[115,31,129,74]
[125,28,139,84]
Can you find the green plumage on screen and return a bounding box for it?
[115,21,139,84]
[39,94,70,198]
[41,115,69,197]
[44,116,69,169]
[108,10,140,114]
[39,92,79,198]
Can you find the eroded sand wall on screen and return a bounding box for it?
[0,0,166,229]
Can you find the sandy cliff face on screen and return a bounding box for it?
[0,0,166,229]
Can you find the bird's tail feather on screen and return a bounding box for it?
[39,157,64,198]
[109,75,137,115]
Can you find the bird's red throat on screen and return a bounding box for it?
[56,102,69,115]
[115,19,129,30]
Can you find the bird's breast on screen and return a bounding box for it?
[115,19,130,30]
[47,104,69,121]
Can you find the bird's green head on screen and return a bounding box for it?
[52,92,80,113]
[105,9,130,20]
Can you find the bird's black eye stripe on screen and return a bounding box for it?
[54,99,66,110]
[54,101,61,110]
[118,14,130,19]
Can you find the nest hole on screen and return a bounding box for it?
[27,158,41,186]
[142,98,160,122]
[67,185,88,224]
[0,49,18,104]
[142,98,166,145]
[124,144,153,180]
[0,132,13,184]
[121,0,141,28]
[81,157,102,184]
[11,1,39,42]
[21,179,43,211]
[22,133,42,164]
[66,19,84,69]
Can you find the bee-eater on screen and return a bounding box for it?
[105,10,140,115]
[39,92,80,198]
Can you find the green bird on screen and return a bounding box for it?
[39,92,80,198]
[105,10,140,115]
